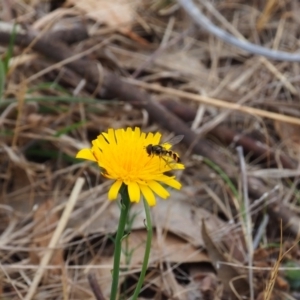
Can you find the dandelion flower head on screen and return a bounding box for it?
[76,127,184,206]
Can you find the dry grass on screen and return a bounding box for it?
[1,0,300,299]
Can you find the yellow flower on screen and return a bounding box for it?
[76,127,184,206]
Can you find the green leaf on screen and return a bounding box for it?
[284,260,300,290]
[3,23,17,74]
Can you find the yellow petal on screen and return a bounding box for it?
[144,132,154,145]
[92,146,103,161]
[152,132,161,144]
[115,128,124,145]
[133,127,141,140]
[140,132,146,140]
[126,127,133,136]
[93,139,101,148]
[140,184,156,206]
[101,132,109,140]
[108,180,123,200]
[96,134,109,149]
[175,163,185,170]
[128,181,140,202]
[158,175,182,189]
[148,181,170,199]
[76,149,97,161]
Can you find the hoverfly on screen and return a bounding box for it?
[145,135,184,163]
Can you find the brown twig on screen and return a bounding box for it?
[46,25,89,44]
[87,273,106,300]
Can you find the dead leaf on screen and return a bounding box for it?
[88,255,114,298]
[275,276,289,291]
[201,220,249,299]
[150,268,188,300]
[121,229,209,267]
[79,190,228,249]
[199,273,219,300]
[69,0,134,29]
[75,189,246,265]
[274,121,300,156]
[67,0,147,44]
[0,166,33,212]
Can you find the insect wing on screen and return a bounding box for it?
[162,135,184,148]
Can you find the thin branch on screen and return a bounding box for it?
[177,0,300,61]
[237,146,254,300]
[87,273,106,300]
[24,178,85,300]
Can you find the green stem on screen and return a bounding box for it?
[203,157,239,199]
[110,186,130,300]
[131,198,153,300]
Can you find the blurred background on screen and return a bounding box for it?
[1,0,300,299]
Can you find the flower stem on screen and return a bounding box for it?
[110,186,130,300]
[131,198,153,300]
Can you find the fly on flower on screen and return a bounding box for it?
[76,127,184,206]
[145,135,184,167]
